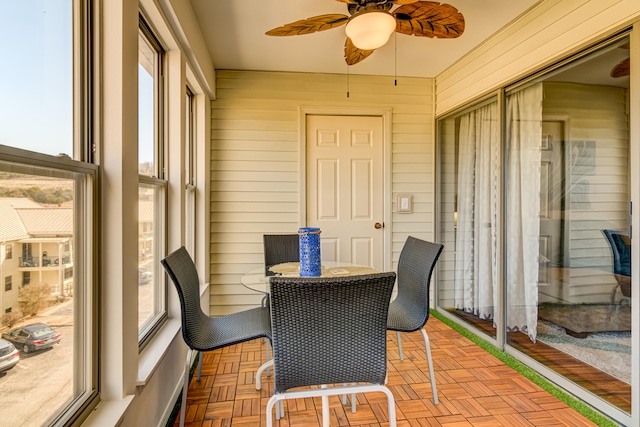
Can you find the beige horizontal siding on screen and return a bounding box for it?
[210,70,434,315]
[436,0,640,115]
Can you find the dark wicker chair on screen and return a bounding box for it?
[161,247,272,427]
[266,272,397,427]
[263,234,300,276]
[387,236,443,404]
[260,233,300,373]
[603,229,632,300]
[603,230,632,323]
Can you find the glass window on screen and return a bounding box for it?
[138,20,167,345]
[4,276,11,292]
[437,97,500,340]
[0,1,97,425]
[0,3,72,157]
[0,161,97,426]
[505,37,632,413]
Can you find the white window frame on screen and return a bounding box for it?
[0,146,99,426]
[137,16,168,347]
[185,87,196,257]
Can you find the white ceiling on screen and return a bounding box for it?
[189,0,541,78]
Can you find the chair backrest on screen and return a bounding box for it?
[603,229,631,277]
[269,272,396,393]
[161,247,209,350]
[263,234,300,275]
[395,236,444,328]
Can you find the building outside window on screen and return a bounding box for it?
[4,276,11,292]
[5,244,12,260]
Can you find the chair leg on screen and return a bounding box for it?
[196,350,203,381]
[396,331,404,361]
[321,385,330,427]
[607,284,619,323]
[180,348,193,427]
[421,328,438,404]
[381,385,397,427]
[270,384,396,427]
[256,359,274,390]
[266,394,279,427]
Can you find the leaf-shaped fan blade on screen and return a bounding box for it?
[394,2,465,38]
[266,14,348,36]
[391,0,421,4]
[344,37,375,65]
[611,58,630,78]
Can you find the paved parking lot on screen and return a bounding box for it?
[0,301,73,426]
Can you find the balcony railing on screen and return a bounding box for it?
[19,255,70,268]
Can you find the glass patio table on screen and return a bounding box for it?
[241,261,380,294]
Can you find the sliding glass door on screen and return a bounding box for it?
[437,35,632,419]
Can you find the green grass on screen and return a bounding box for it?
[430,310,618,427]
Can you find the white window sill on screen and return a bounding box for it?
[82,395,134,426]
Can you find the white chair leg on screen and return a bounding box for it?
[266,395,278,427]
[421,328,438,404]
[381,385,397,427]
[396,331,404,361]
[180,348,193,427]
[341,384,356,412]
[256,359,274,390]
[196,351,203,381]
[321,385,330,427]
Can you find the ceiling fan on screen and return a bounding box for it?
[610,43,629,78]
[265,0,465,66]
[611,58,629,78]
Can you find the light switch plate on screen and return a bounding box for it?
[397,193,413,213]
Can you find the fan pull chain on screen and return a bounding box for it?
[394,32,397,87]
[346,64,350,98]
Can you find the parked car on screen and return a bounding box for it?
[0,339,20,373]
[1,323,62,354]
[138,268,152,285]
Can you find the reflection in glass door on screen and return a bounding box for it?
[506,38,632,415]
[438,36,632,418]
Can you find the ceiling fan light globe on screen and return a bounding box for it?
[345,10,396,50]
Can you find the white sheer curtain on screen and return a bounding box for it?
[454,83,542,341]
[454,102,499,323]
[506,83,543,341]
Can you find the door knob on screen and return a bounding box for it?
[374,222,384,229]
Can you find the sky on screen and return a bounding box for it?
[0,2,154,164]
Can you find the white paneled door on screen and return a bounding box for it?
[538,120,565,299]
[306,115,385,269]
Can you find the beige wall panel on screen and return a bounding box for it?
[210,70,435,314]
[436,0,640,115]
